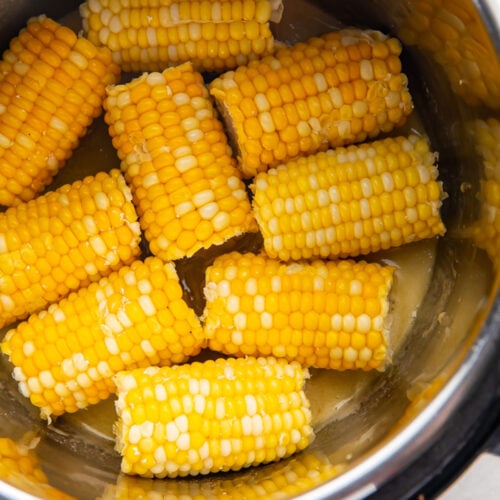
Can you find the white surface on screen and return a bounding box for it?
[438,452,500,500]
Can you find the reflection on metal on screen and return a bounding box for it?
[98,450,344,500]
[471,118,500,270]
[398,0,500,109]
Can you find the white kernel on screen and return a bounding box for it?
[252,414,263,436]
[76,373,92,389]
[226,294,240,313]
[186,129,203,143]
[359,347,373,361]
[253,295,265,312]
[27,377,42,395]
[173,92,189,106]
[357,314,371,333]
[234,313,247,330]
[381,172,394,192]
[328,186,340,203]
[54,383,69,397]
[361,179,373,197]
[39,370,56,388]
[97,361,113,378]
[174,415,188,433]
[139,295,156,316]
[232,330,243,346]
[22,341,35,357]
[271,276,282,292]
[192,189,214,207]
[104,337,120,355]
[261,312,273,329]
[12,367,25,382]
[0,294,14,311]
[194,394,206,413]
[143,172,159,188]
[176,155,197,173]
[188,378,200,395]
[245,394,257,416]
[360,199,371,218]
[255,93,270,112]
[141,340,155,357]
[90,235,107,256]
[166,421,179,441]
[199,201,218,219]
[153,446,166,465]
[175,200,194,217]
[344,346,358,362]
[199,379,210,396]
[217,279,231,297]
[182,394,193,413]
[49,116,67,133]
[360,60,374,81]
[242,415,252,435]
[331,314,342,330]
[128,425,141,444]
[350,279,362,295]
[373,315,384,330]
[245,277,258,295]
[313,72,328,92]
[343,314,355,332]
[212,212,230,231]
[220,439,232,457]
[215,399,225,419]
[61,359,76,378]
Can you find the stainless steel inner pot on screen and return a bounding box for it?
[0,1,499,499]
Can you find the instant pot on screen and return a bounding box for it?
[0,0,499,498]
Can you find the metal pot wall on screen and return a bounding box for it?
[0,1,499,499]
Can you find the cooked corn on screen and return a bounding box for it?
[399,0,500,109]
[104,62,257,261]
[203,252,395,370]
[0,436,75,499]
[0,169,141,330]
[473,118,500,268]
[99,450,341,499]
[80,0,282,73]
[1,256,204,420]
[0,15,120,207]
[251,134,446,261]
[114,356,313,478]
[209,28,414,178]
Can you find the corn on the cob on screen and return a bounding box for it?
[251,134,446,261]
[0,436,75,499]
[1,256,204,420]
[114,356,313,478]
[104,62,257,261]
[80,0,283,73]
[0,169,141,330]
[0,15,120,207]
[399,0,500,110]
[203,252,395,370]
[100,450,342,499]
[472,118,500,268]
[209,28,414,178]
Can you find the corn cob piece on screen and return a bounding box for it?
[0,169,141,330]
[114,356,313,478]
[0,15,120,207]
[472,118,500,268]
[104,62,257,261]
[1,257,204,419]
[80,0,283,73]
[0,436,75,499]
[399,0,500,110]
[203,252,395,370]
[100,450,342,499]
[251,134,446,261]
[209,28,414,178]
